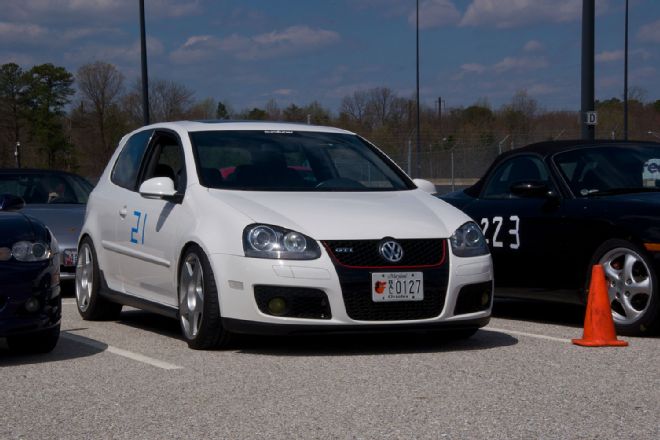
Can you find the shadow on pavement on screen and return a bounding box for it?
[493,299,586,329]
[0,330,105,366]
[235,328,518,356]
[116,309,183,340]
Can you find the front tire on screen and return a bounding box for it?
[178,245,232,349]
[76,238,122,320]
[590,239,659,336]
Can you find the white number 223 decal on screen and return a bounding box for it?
[480,215,520,250]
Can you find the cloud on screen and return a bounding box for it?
[407,0,461,29]
[523,40,543,52]
[170,26,341,63]
[454,55,547,79]
[596,50,623,63]
[63,37,164,65]
[638,19,660,43]
[460,0,591,28]
[0,22,48,43]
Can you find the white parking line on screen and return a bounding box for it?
[62,299,76,305]
[61,333,184,370]
[486,326,572,344]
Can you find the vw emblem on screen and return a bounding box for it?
[379,240,404,263]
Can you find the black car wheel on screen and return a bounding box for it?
[178,245,232,350]
[590,239,659,336]
[7,324,60,354]
[75,238,122,320]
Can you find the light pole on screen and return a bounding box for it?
[581,0,595,140]
[623,0,629,140]
[415,0,421,178]
[14,141,20,168]
[139,0,150,125]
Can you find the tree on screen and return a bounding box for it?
[23,63,75,168]
[216,101,230,119]
[0,63,27,166]
[76,61,124,159]
[124,78,196,125]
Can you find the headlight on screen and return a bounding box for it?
[243,224,321,260]
[450,222,489,257]
[9,241,52,262]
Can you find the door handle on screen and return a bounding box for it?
[119,207,128,218]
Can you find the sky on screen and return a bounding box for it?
[1,0,659,113]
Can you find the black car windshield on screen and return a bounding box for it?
[189,130,414,191]
[553,144,660,197]
[0,172,93,204]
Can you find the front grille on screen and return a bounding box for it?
[335,265,449,321]
[254,285,331,320]
[323,239,446,268]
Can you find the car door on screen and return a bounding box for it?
[99,129,154,292]
[117,130,189,307]
[461,154,565,292]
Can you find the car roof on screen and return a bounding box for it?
[0,168,86,178]
[139,120,356,135]
[497,139,660,159]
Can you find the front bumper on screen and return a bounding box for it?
[0,260,61,337]
[209,250,493,334]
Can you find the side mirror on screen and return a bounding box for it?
[138,177,182,203]
[413,178,437,194]
[510,181,555,199]
[0,194,26,211]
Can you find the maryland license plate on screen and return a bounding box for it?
[371,272,424,302]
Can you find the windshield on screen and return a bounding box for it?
[189,130,414,191]
[0,172,94,204]
[553,144,660,197]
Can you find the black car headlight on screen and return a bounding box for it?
[0,241,53,262]
[243,224,321,260]
[450,222,489,257]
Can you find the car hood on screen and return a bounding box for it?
[0,211,38,247]
[20,204,86,250]
[209,189,465,240]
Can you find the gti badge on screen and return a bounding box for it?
[379,239,403,263]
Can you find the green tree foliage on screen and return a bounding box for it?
[0,63,27,166]
[22,63,75,168]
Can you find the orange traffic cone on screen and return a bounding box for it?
[572,265,628,347]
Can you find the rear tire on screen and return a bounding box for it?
[76,238,122,321]
[178,245,232,350]
[7,324,60,354]
[589,239,659,336]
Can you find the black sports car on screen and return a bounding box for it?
[440,140,660,336]
[0,194,61,353]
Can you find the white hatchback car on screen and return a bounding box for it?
[76,121,493,349]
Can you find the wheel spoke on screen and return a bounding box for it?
[602,262,621,282]
[623,254,637,282]
[628,278,650,297]
[620,296,643,320]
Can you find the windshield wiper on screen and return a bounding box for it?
[584,187,660,197]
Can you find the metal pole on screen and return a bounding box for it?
[450,149,455,192]
[139,0,150,125]
[581,0,595,140]
[623,0,629,140]
[415,0,421,178]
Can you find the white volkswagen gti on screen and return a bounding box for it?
[76,121,493,349]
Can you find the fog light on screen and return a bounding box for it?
[267,297,287,316]
[25,297,40,313]
[481,292,490,307]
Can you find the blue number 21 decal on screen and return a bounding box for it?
[130,210,148,244]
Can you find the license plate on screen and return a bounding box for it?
[371,272,424,302]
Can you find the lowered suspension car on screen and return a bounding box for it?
[76,121,493,349]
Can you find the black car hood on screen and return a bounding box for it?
[0,211,39,247]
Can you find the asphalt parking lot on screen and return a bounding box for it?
[1,296,658,440]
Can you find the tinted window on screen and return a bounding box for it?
[0,172,93,204]
[553,144,660,196]
[140,132,187,192]
[190,130,413,191]
[482,155,551,199]
[111,130,153,190]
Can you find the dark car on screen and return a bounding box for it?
[439,140,660,336]
[0,194,61,353]
[0,169,94,282]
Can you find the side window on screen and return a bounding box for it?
[140,132,187,192]
[482,155,551,199]
[111,130,153,190]
[325,145,394,189]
